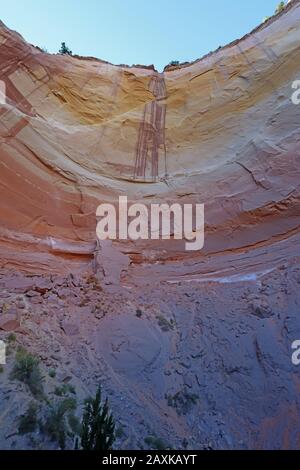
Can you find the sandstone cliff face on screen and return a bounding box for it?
[0,0,299,281]
[0,1,300,451]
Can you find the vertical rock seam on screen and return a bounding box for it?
[134,73,167,181]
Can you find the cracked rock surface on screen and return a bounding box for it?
[0,0,300,450]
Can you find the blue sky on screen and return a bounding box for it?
[1,0,281,71]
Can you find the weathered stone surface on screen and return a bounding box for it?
[61,321,80,336]
[0,0,300,452]
[0,1,299,284]
[0,314,20,331]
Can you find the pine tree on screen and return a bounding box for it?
[275,1,285,14]
[59,42,72,55]
[81,386,115,450]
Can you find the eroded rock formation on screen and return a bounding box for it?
[0,0,300,450]
[0,0,299,283]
